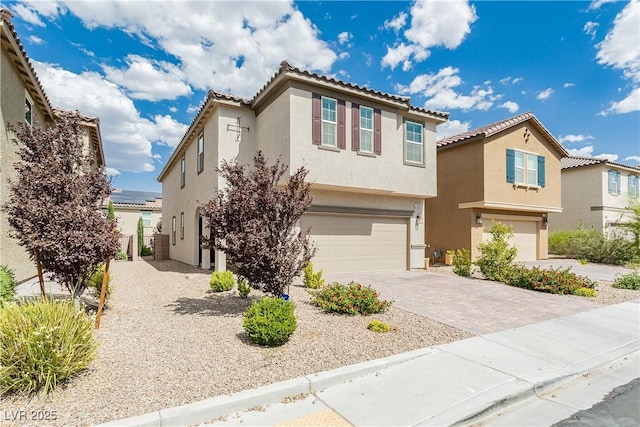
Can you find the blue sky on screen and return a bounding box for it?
[2,0,639,192]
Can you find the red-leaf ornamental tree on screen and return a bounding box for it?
[2,115,119,299]
[199,151,316,296]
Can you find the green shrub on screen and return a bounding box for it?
[115,250,128,261]
[367,319,390,333]
[0,265,16,306]
[0,299,97,395]
[140,245,154,257]
[573,287,597,297]
[551,226,637,265]
[548,229,576,255]
[613,271,640,290]
[303,262,324,289]
[309,281,393,315]
[475,223,518,281]
[502,266,596,295]
[452,248,472,277]
[87,263,111,302]
[243,297,297,346]
[237,277,251,298]
[210,270,235,292]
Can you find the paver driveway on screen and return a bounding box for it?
[323,269,606,335]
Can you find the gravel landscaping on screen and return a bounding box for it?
[2,261,472,426]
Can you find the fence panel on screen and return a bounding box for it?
[118,234,133,261]
[140,235,155,260]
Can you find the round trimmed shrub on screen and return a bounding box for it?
[0,299,98,395]
[0,265,16,306]
[243,297,297,346]
[367,319,390,333]
[210,270,235,292]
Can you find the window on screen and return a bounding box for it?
[197,132,204,174]
[141,210,152,227]
[359,106,373,153]
[180,212,184,240]
[321,96,337,147]
[172,216,176,245]
[405,121,423,164]
[629,175,639,197]
[608,170,621,195]
[25,97,32,126]
[506,149,545,187]
[180,155,186,188]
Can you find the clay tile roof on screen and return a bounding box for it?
[561,156,639,171]
[437,111,569,157]
[53,108,100,124]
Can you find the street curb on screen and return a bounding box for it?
[94,346,433,427]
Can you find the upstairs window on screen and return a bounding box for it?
[197,132,204,174]
[630,175,639,197]
[180,212,184,240]
[25,96,32,126]
[180,155,186,188]
[312,93,345,149]
[141,210,152,227]
[506,149,545,187]
[172,216,176,245]
[321,96,337,147]
[359,106,373,153]
[608,170,621,195]
[405,121,424,164]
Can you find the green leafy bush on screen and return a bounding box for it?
[140,245,154,257]
[451,249,472,277]
[87,263,111,302]
[303,262,324,289]
[0,299,97,394]
[367,319,390,333]
[475,223,518,281]
[243,297,297,346]
[115,249,128,261]
[237,277,251,298]
[502,266,596,295]
[309,282,393,315]
[210,270,235,292]
[549,227,637,265]
[613,271,640,290]
[0,265,16,306]
[574,287,597,297]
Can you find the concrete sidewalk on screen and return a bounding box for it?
[98,299,640,427]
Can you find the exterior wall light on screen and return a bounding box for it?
[476,214,483,225]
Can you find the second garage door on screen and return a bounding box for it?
[482,220,538,261]
[299,214,408,273]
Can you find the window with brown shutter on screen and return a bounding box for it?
[374,108,381,155]
[351,103,360,151]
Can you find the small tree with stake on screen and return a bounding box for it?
[2,115,119,300]
[199,151,315,296]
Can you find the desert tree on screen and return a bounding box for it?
[199,151,315,296]
[137,216,144,256]
[2,115,120,299]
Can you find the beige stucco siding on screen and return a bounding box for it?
[113,208,162,237]
[483,124,562,208]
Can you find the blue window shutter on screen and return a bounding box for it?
[617,171,621,194]
[537,156,545,188]
[506,149,515,183]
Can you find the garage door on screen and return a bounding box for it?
[299,214,408,273]
[482,220,538,261]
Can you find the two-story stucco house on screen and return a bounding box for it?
[549,157,639,236]
[158,61,449,273]
[104,189,162,237]
[425,112,568,262]
[0,9,105,282]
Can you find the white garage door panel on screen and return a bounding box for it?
[483,220,538,262]
[300,214,407,273]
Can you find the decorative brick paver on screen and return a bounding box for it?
[323,270,605,335]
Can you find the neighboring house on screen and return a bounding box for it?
[104,189,162,236]
[549,157,640,236]
[425,112,568,262]
[158,61,448,273]
[0,9,105,282]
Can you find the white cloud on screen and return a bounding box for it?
[381,0,477,69]
[395,67,501,112]
[32,61,187,173]
[567,145,620,162]
[499,76,523,86]
[583,21,599,39]
[22,0,337,99]
[589,0,618,10]
[596,0,640,114]
[625,155,640,163]
[169,106,177,113]
[537,87,554,100]
[594,153,619,161]
[337,31,352,45]
[436,119,470,140]
[102,55,192,101]
[27,35,45,45]
[12,3,46,26]
[105,167,121,177]
[563,82,575,88]
[558,134,594,144]
[383,11,407,33]
[499,101,519,113]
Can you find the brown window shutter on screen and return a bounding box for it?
[338,99,346,150]
[312,93,321,145]
[351,103,360,151]
[374,108,382,155]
